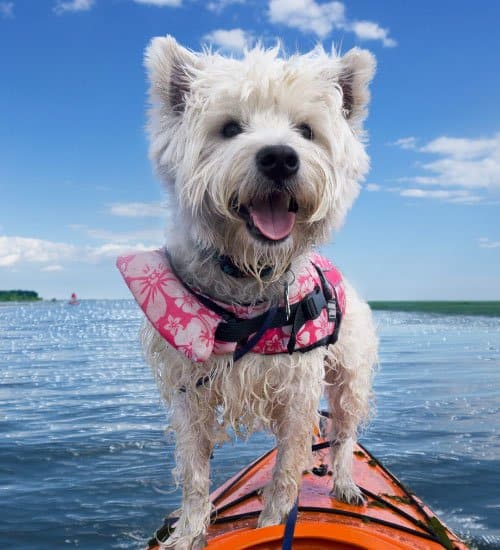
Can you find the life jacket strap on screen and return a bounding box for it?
[313,263,343,346]
[212,260,341,361]
[166,249,342,366]
[233,305,279,362]
[287,286,327,353]
[214,286,326,344]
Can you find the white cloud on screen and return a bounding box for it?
[109,201,164,218]
[0,2,13,18]
[419,155,500,190]
[268,0,396,46]
[207,0,244,13]
[420,135,499,160]
[399,188,481,204]
[349,20,396,47]
[0,225,163,270]
[203,28,253,53]
[391,137,417,150]
[53,0,94,15]
[393,133,500,203]
[87,227,163,243]
[132,0,182,6]
[479,237,500,249]
[0,236,76,268]
[41,264,64,272]
[365,183,380,192]
[86,242,155,260]
[69,224,163,243]
[269,0,345,39]
[68,224,163,262]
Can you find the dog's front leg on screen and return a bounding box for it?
[257,411,310,528]
[257,358,323,529]
[325,281,378,505]
[162,392,214,550]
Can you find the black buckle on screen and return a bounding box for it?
[302,289,323,320]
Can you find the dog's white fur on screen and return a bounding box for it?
[141,36,378,549]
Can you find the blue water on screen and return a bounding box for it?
[1,300,499,549]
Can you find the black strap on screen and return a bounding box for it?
[313,264,343,345]
[166,249,341,363]
[212,264,340,358]
[286,286,326,353]
[233,305,278,361]
[215,287,326,344]
[313,264,333,301]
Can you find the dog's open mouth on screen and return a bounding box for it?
[235,191,298,243]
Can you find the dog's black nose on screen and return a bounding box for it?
[256,145,299,181]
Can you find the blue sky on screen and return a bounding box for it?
[0,0,499,300]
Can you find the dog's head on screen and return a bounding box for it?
[145,36,375,281]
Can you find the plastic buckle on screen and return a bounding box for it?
[303,291,322,319]
[327,299,337,322]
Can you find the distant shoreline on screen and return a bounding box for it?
[2,298,499,317]
[0,290,42,302]
[369,301,500,317]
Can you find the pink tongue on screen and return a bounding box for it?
[249,192,296,241]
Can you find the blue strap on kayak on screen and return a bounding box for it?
[282,498,299,550]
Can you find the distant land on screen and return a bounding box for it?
[0,290,42,302]
[369,301,500,317]
[0,292,499,316]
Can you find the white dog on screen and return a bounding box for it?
[117,36,378,549]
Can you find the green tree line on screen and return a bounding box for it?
[0,290,42,302]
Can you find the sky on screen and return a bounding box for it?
[0,0,499,300]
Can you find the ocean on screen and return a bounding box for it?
[1,300,499,549]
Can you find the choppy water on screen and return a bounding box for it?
[1,300,499,549]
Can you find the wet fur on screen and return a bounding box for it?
[141,36,378,549]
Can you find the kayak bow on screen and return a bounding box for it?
[149,413,468,549]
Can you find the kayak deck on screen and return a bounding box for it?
[149,414,468,549]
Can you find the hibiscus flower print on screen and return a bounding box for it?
[174,292,199,313]
[173,318,214,362]
[125,257,178,324]
[312,310,331,336]
[163,315,183,336]
[261,332,285,353]
[295,326,312,347]
[158,278,202,315]
[296,272,313,293]
[116,254,135,276]
[281,324,311,349]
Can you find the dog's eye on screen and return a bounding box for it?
[298,123,313,140]
[221,121,243,139]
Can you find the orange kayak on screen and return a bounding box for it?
[148,415,468,549]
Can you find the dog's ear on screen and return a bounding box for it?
[145,35,199,115]
[338,48,376,127]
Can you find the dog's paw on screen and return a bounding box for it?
[158,538,188,550]
[257,512,283,528]
[331,483,365,506]
[191,534,207,550]
[159,533,206,550]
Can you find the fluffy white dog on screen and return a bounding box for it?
[123,36,378,549]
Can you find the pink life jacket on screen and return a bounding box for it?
[116,249,345,363]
